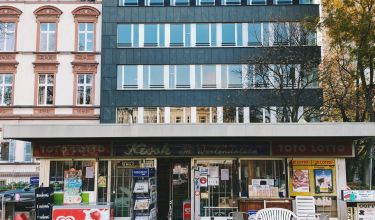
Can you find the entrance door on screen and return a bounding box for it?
[157,158,190,220]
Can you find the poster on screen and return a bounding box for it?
[63,168,83,204]
[292,169,310,192]
[209,166,219,178]
[314,169,333,193]
[85,167,94,178]
[208,177,219,186]
[98,176,107,188]
[357,203,375,220]
[53,207,111,220]
[221,169,229,181]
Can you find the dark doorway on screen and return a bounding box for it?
[157,158,191,220]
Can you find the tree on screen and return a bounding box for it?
[245,21,321,122]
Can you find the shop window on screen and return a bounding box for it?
[144,107,164,123]
[240,160,287,198]
[117,107,138,124]
[49,160,95,193]
[170,107,191,123]
[196,107,217,123]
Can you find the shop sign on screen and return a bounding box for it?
[357,203,375,219]
[30,176,39,185]
[53,208,111,220]
[272,141,353,157]
[114,142,270,156]
[33,143,111,157]
[132,168,155,177]
[200,176,208,187]
[292,160,335,166]
[343,190,375,202]
[208,177,219,186]
[183,201,191,220]
[35,187,54,220]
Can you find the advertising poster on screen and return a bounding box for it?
[314,169,333,194]
[292,169,310,193]
[53,208,111,220]
[357,203,375,220]
[64,168,83,204]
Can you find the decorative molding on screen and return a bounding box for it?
[33,108,55,116]
[73,107,95,116]
[72,63,98,73]
[0,6,22,22]
[34,6,62,20]
[0,108,13,116]
[33,63,59,73]
[0,53,18,70]
[0,64,17,73]
[74,53,96,62]
[72,6,100,19]
[35,54,58,62]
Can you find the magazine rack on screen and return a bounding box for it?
[132,168,157,220]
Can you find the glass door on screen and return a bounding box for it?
[172,162,190,220]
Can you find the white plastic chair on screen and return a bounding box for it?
[255,208,298,220]
[295,196,327,220]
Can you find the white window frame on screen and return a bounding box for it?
[0,74,13,106]
[78,23,94,52]
[0,22,15,52]
[37,74,54,106]
[77,74,93,106]
[40,23,56,52]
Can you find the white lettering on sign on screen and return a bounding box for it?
[56,217,75,220]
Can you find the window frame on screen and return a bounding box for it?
[76,73,93,106]
[78,22,95,52]
[117,24,139,47]
[169,24,188,47]
[119,0,139,6]
[144,65,165,89]
[145,0,164,6]
[37,73,55,106]
[195,23,215,47]
[221,23,238,46]
[169,65,191,89]
[222,0,241,5]
[39,23,57,52]
[196,0,215,5]
[0,23,16,52]
[118,65,139,89]
[143,24,163,47]
[171,0,190,6]
[0,73,13,106]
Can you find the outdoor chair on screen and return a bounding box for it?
[295,196,328,220]
[254,208,298,220]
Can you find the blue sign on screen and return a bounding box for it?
[132,168,155,177]
[30,176,39,185]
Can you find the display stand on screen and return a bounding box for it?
[132,168,157,220]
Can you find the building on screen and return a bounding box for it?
[0,0,102,188]
[3,0,375,220]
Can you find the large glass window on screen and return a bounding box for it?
[222,0,240,5]
[118,24,139,47]
[118,65,138,89]
[119,0,139,6]
[172,0,190,5]
[40,23,56,52]
[197,0,215,5]
[247,0,266,4]
[276,107,291,122]
[0,23,15,52]
[248,23,262,46]
[169,65,190,88]
[196,65,216,88]
[250,107,271,123]
[146,0,164,5]
[0,74,13,106]
[77,74,93,105]
[144,107,164,123]
[223,107,244,123]
[24,142,32,162]
[196,24,215,46]
[38,74,54,105]
[240,160,287,198]
[274,0,292,4]
[222,65,242,88]
[248,65,269,88]
[144,24,164,46]
[222,24,236,46]
[117,107,138,124]
[144,65,164,89]
[78,23,94,52]
[196,107,217,123]
[170,107,191,123]
[273,23,289,45]
[170,24,190,47]
[49,161,95,193]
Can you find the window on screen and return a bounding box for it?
[0,142,9,161]
[9,140,15,162]
[144,24,164,47]
[117,107,138,124]
[146,0,164,6]
[49,161,95,192]
[222,65,242,88]
[0,180,5,187]
[0,23,15,51]
[77,74,93,105]
[169,65,190,88]
[301,66,318,88]
[222,24,237,46]
[280,65,296,87]
[78,23,94,52]
[274,0,292,4]
[0,74,13,106]
[196,24,216,46]
[247,0,266,4]
[144,107,164,123]
[195,65,216,88]
[197,0,215,5]
[222,0,240,5]
[118,24,139,47]
[38,74,54,105]
[24,142,31,162]
[299,0,314,3]
[143,65,165,89]
[223,107,244,123]
[248,23,262,46]
[240,160,287,198]
[170,24,190,47]
[248,65,269,88]
[172,0,190,5]
[40,23,56,52]
[118,65,138,89]
[273,23,289,45]
[196,107,217,123]
[119,0,139,6]
[250,107,271,123]
[276,107,291,122]
[170,107,191,123]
